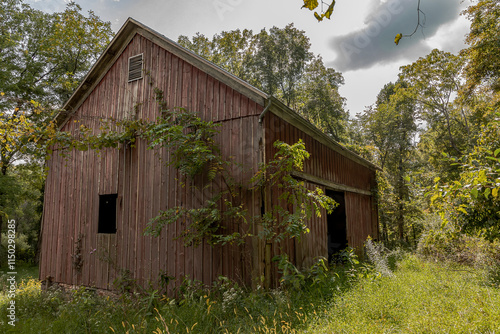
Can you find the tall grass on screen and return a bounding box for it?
[0,256,362,333]
[307,255,500,333]
[1,254,499,333]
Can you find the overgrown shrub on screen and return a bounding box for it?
[418,228,500,286]
[430,113,500,242]
[0,232,34,264]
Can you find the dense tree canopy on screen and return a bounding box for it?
[178,25,348,142]
[0,0,112,174]
[0,0,113,264]
[356,82,420,242]
[350,0,500,244]
[462,0,500,93]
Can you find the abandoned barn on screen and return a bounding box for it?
[39,18,379,292]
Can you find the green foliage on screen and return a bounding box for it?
[297,56,348,141]
[0,279,121,333]
[356,82,421,243]
[252,140,337,242]
[400,49,468,158]
[146,138,336,247]
[145,106,221,179]
[0,258,374,333]
[462,0,500,93]
[0,0,112,106]
[0,173,20,217]
[0,0,113,266]
[141,91,249,247]
[0,0,113,170]
[178,26,348,142]
[273,254,306,289]
[0,232,32,262]
[0,162,45,264]
[418,228,500,287]
[251,24,312,107]
[178,29,255,81]
[431,113,500,241]
[146,194,247,247]
[112,269,137,293]
[4,256,500,333]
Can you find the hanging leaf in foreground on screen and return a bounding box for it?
[394,33,403,45]
[302,0,336,22]
[302,0,319,10]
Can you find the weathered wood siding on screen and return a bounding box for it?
[40,33,263,292]
[40,29,378,292]
[262,112,378,283]
[263,112,374,192]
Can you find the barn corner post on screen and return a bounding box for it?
[258,98,271,289]
[372,170,380,243]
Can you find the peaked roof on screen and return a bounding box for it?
[55,18,379,171]
[55,17,268,128]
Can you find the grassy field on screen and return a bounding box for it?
[0,256,499,333]
[0,264,38,283]
[306,256,500,333]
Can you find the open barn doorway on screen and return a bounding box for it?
[326,190,347,262]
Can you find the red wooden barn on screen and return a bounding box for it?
[40,18,379,292]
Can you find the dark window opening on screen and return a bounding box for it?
[326,190,347,263]
[98,194,118,234]
[128,54,143,82]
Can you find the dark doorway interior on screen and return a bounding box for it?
[98,194,118,234]
[326,190,347,262]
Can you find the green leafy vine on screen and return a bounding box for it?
[52,88,337,248]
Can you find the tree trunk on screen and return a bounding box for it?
[397,145,405,241]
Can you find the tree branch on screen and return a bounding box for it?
[403,0,425,38]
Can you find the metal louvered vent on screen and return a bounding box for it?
[128,54,143,82]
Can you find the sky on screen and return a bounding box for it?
[28,0,471,117]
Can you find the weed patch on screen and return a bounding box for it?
[1,256,498,333]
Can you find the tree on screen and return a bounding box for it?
[431,113,500,241]
[298,56,347,141]
[399,49,468,160]
[250,24,313,108]
[462,0,500,93]
[0,0,113,174]
[179,25,349,142]
[0,0,113,265]
[357,82,420,242]
[426,0,500,242]
[0,162,44,264]
[178,29,255,81]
